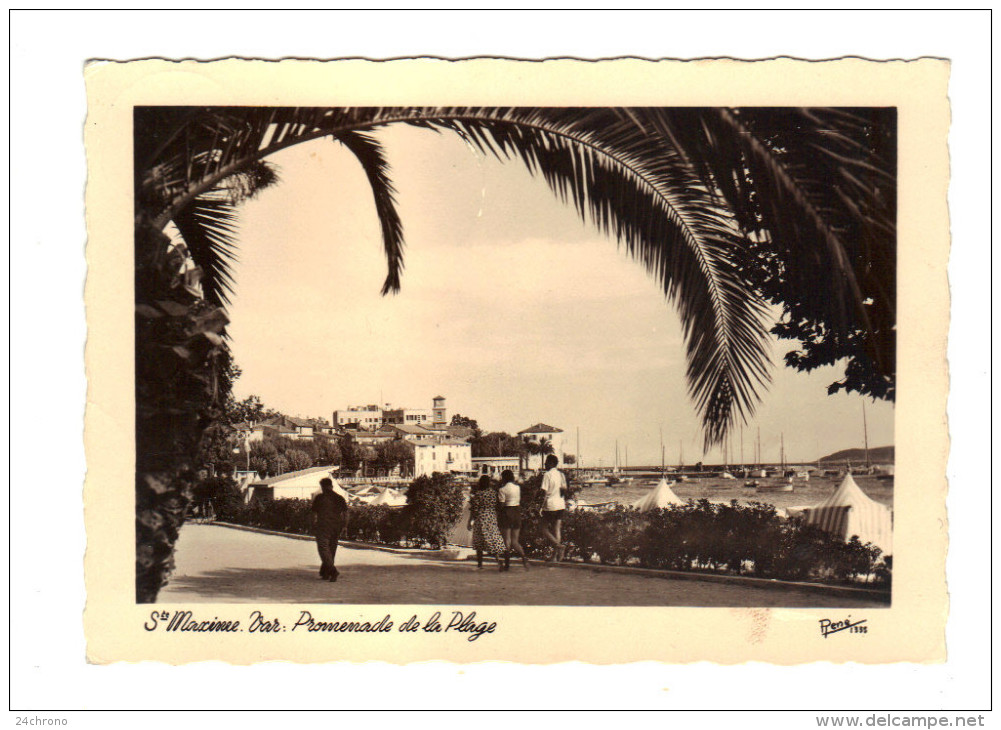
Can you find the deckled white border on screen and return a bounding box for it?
[10,9,990,715]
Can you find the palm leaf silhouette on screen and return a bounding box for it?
[136,106,893,447]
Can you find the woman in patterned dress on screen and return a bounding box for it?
[467,475,506,570]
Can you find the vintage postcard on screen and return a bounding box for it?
[84,57,950,664]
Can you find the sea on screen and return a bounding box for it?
[575,473,893,512]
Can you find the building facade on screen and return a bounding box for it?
[471,456,521,477]
[383,407,432,425]
[413,440,472,477]
[518,423,565,470]
[333,405,384,429]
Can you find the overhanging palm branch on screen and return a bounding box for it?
[137,106,891,447]
[640,107,896,377]
[331,130,405,295]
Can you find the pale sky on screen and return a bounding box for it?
[224,123,894,466]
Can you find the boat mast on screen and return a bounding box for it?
[757,427,761,469]
[780,432,785,471]
[576,426,581,474]
[660,426,665,475]
[862,399,871,470]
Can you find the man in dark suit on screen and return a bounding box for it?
[311,477,349,581]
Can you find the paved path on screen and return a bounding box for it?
[158,524,883,607]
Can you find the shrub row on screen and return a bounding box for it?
[218,473,890,587]
[218,472,464,550]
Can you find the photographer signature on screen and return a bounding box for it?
[819,616,868,638]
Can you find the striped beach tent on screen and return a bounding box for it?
[804,473,892,554]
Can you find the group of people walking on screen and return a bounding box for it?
[467,454,568,571]
[309,455,570,580]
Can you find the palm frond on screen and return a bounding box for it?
[141,106,908,446]
[642,107,896,375]
[171,194,240,308]
[420,109,772,445]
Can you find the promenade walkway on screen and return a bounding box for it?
[158,524,883,607]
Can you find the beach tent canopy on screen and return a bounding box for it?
[804,473,892,554]
[632,479,685,512]
[369,487,408,507]
[327,477,351,500]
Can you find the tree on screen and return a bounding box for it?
[374,440,415,476]
[313,436,341,468]
[520,437,542,472]
[470,431,522,459]
[450,414,480,432]
[226,394,283,425]
[134,106,895,600]
[338,434,358,472]
[286,449,312,473]
[537,437,555,463]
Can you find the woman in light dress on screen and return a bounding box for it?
[497,470,529,571]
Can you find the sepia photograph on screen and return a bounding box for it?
[79,56,951,666]
[12,7,991,718]
[134,104,898,612]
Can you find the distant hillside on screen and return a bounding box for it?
[818,445,894,464]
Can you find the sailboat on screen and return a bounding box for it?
[720,433,735,480]
[757,432,793,492]
[676,439,688,482]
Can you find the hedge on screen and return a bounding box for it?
[218,472,464,550]
[218,474,890,588]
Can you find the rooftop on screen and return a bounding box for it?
[518,423,563,435]
[250,465,335,486]
[415,439,470,447]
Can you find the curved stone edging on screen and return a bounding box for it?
[209,521,890,603]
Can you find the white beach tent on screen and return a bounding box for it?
[804,473,893,554]
[632,478,686,512]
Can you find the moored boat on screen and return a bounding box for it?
[756,482,794,493]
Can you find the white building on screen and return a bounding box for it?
[518,423,565,470]
[333,405,384,429]
[413,440,472,477]
[471,456,521,477]
[383,407,432,426]
[248,465,338,501]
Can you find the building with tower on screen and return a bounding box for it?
[518,423,565,470]
[431,395,447,429]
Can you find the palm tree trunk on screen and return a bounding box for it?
[134,218,230,602]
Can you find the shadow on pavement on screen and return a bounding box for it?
[158,560,883,607]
